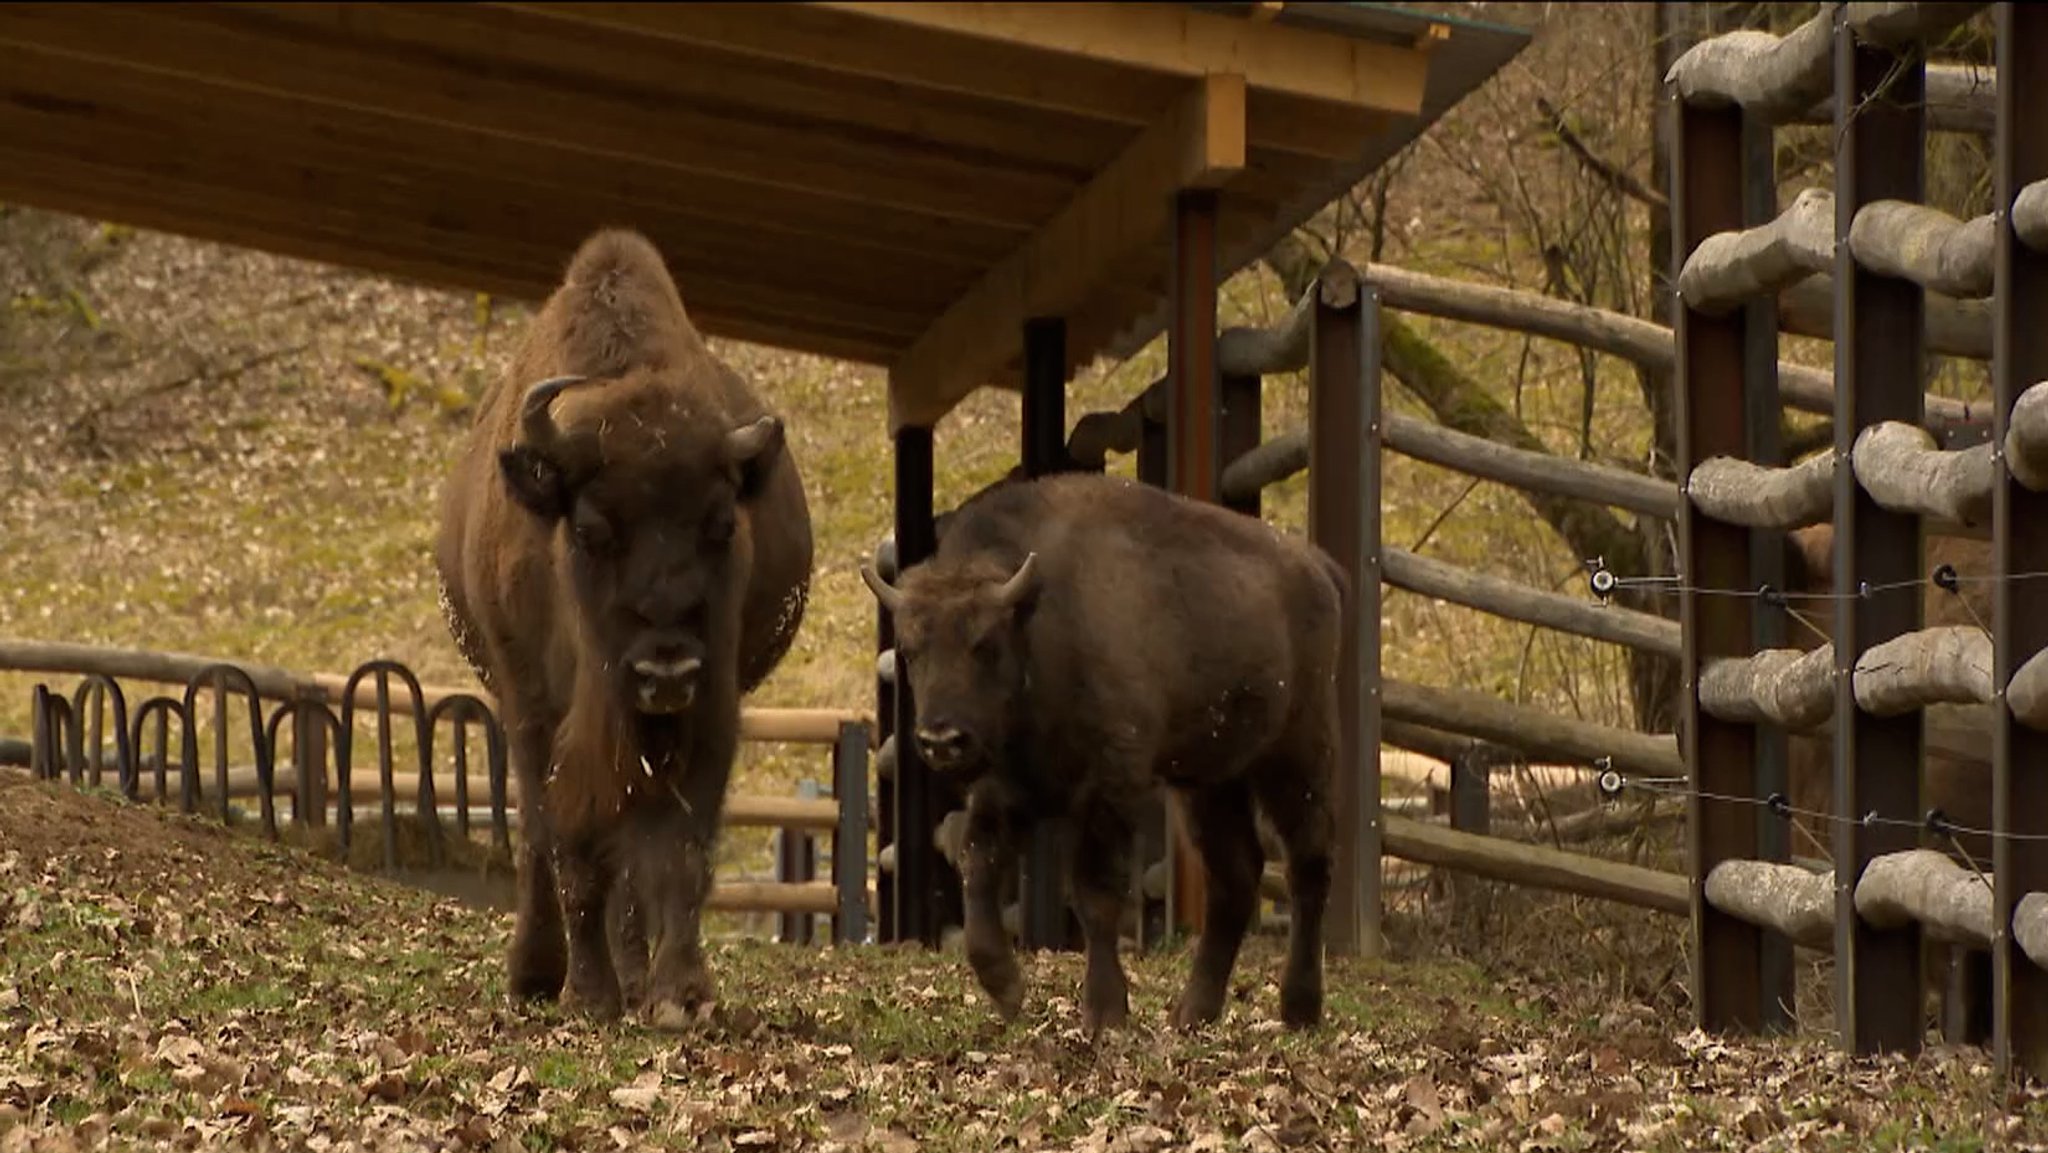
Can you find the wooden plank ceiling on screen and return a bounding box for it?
[0,1,1529,430]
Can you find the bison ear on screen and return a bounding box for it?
[726,415,784,503]
[499,445,573,521]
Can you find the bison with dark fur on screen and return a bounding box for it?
[435,229,813,1027]
[862,471,1344,1034]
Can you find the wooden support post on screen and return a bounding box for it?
[873,570,898,942]
[779,780,820,945]
[832,720,870,946]
[1831,11,1926,1057]
[1311,262,1384,959]
[293,689,329,828]
[1133,408,1171,949]
[1993,0,2048,1085]
[1741,104,1797,1035]
[1165,188,1221,937]
[1020,315,1083,953]
[890,425,952,948]
[1674,90,1771,1033]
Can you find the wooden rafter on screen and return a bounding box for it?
[887,73,1249,431]
[811,2,1430,114]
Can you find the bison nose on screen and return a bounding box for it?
[632,655,702,714]
[914,724,973,768]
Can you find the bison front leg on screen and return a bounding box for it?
[1170,780,1264,1032]
[506,718,567,1003]
[639,745,735,1031]
[555,836,626,1021]
[961,781,1025,1022]
[1068,801,1135,1036]
[608,862,650,1010]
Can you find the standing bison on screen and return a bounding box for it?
[861,472,1344,1034]
[435,229,813,1027]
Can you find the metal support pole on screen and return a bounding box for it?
[1674,91,1771,1034]
[1830,10,1926,1057]
[779,781,820,945]
[1309,264,1383,959]
[1992,0,2048,1084]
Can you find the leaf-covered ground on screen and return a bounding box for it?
[3,772,2041,1153]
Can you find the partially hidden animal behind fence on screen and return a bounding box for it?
[432,228,816,1030]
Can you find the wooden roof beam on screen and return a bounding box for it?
[810,2,1430,116]
[888,73,1248,431]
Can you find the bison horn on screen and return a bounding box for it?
[726,414,783,463]
[520,375,588,446]
[994,552,1040,608]
[859,563,905,615]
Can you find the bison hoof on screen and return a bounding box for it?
[643,969,719,1032]
[971,958,1025,1022]
[560,981,623,1023]
[507,942,567,1003]
[1080,995,1129,1038]
[646,996,718,1032]
[1170,989,1225,1033]
[1280,979,1323,1030]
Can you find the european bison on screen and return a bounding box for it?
[861,471,1345,1034]
[435,229,813,1027]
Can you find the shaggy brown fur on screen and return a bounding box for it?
[435,229,813,1028]
[864,472,1345,1035]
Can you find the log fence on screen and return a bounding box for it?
[857,0,2048,1086]
[12,645,873,945]
[1663,0,2048,1081]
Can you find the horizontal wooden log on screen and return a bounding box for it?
[1381,720,1519,769]
[1354,262,1977,433]
[1380,413,1680,517]
[1703,859,1835,949]
[1685,450,1834,529]
[1666,4,1987,120]
[1676,187,1835,315]
[2003,645,2048,734]
[1778,274,1994,360]
[2016,179,2048,255]
[1218,274,1317,378]
[1383,548,1682,658]
[1849,199,1997,299]
[1697,645,1836,730]
[1699,626,1994,728]
[1795,63,1996,136]
[2017,893,2048,972]
[1383,678,1683,778]
[2006,381,2048,492]
[1218,412,1682,518]
[1855,625,1992,716]
[1854,849,1995,949]
[1852,421,1995,528]
[128,759,850,831]
[706,881,840,916]
[1381,813,1689,915]
[1,639,873,746]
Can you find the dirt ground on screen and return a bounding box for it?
[2,771,2045,1152]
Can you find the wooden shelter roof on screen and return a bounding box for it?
[0,2,1529,430]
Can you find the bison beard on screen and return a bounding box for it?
[435,229,813,1029]
[863,472,1345,1035]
